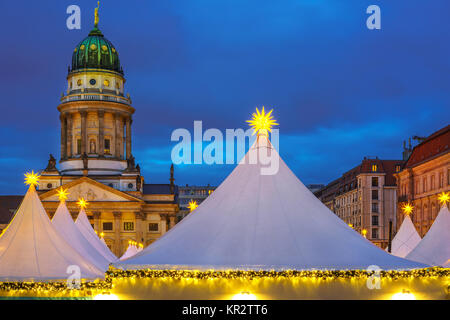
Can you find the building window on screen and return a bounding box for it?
[372,164,377,172]
[372,190,378,200]
[372,228,379,239]
[423,177,427,193]
[372,177,378,187]
[430,175,435,190]
[372,215,379,226]
[77,139,82,155]
[372,202,379,213]
[103,222,113,231]
[123,222,134,231]
[104,138,111,154]
[439,172,444,188]
[148,223,159,232]
[395,165,401,172]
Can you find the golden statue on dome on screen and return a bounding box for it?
[94,1,100,27]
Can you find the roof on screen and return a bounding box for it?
[404,125,450,168]
[316,158,404,200]
[0,196,23,224]
[143,184,178,195]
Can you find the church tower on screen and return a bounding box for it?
[57,4,135,177]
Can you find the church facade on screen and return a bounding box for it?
[35,14,178,257]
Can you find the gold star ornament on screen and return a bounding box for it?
[246,106,279,136]
[188,200,198,212]
[402,203,414,216]
[438,192,449,206]
[77,198,88,209]
[24,170,40,187]
[56,187,69,201]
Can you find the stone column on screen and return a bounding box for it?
[67,113,73,158]
[98,110,105,157]
[113,211,122,256]
[93,211,101,233]
[114,112,122,159]
[80,111,87,155]
[169,215,176,229]
[126,116,132,160]
[60,113,67,160]
[160,215,167,235]
[135,211,145,244]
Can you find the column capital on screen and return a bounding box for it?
[80,110,88,117]
[97,109,105,117]
[93,211,101,219]
[113,211,122,218]
[135,211,145,220]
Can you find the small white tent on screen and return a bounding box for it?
[116,131,427,271]
[75,208,117,262]
[0,184,103,280]
[390,215,421,258]
[120,242,138,261]
[406,205,450,266]
[52,201,110,272]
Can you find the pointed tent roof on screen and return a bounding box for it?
[52,201,110,272]
[120,243,138,261]
[0,186,103,280]
[116,135,427,270]
[75,208,117,262]
[406,205,450,266]
[390,216,421,258]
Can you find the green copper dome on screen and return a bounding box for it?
[71,27,123,74]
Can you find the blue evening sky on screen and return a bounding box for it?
[0,0,448,194]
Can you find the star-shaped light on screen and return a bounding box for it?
[188,200,198,212]
[77,197,88,209]
[402,203,413,216]
[246,106,278,136]
[100,232,104,239]
[24,170,40,186]
[56,187,69,201]
[438,192,449,206]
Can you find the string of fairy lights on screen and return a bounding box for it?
[0,267,448,293]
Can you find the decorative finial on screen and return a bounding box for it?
[188,200,198,212]
[57,187,69,202]
[24,170,40,187]
[94,1,100,28]
[402,203,414,216]
[77,197,88,209]
[438,192,449,207]
[246,106,278,136]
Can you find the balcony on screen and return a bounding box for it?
[60,93,131,106]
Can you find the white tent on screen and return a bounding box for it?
[406,205,450,266]
[0,185,103,280]
[116,134,427,270]
[120,242,138,261]
[52,201,110,272]
[390,215,421,258]
[75,208,117,262]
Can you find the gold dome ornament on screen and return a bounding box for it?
[94,1,100,28]
[101,45,108,52]
[80,45,85,50]
[90,44,97,50]
[104,79,110,87]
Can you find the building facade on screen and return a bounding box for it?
[395,125,449,237]
[178,185,216,221]
[0,10,179,257]
[315,158,403,248]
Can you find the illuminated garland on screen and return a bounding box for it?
[105,267,450,280]
[0,267,448,293]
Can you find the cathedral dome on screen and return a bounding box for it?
[71,27,123,74]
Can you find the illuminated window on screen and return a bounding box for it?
[371,164,377,172]
[104,138,111,154]
[148,223,159,232]
[123,222,134,231]
[103,222,113,231]
[395,165,401,172]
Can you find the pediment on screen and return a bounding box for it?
[40,177,142,202]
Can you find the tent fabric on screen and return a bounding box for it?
[390,216,421,258]
[0,186,103,280]
[406,205,450,266]
[120,244,138,261]
[52,201,110,272]
[116,135,427,271]
[75,208,117,262]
